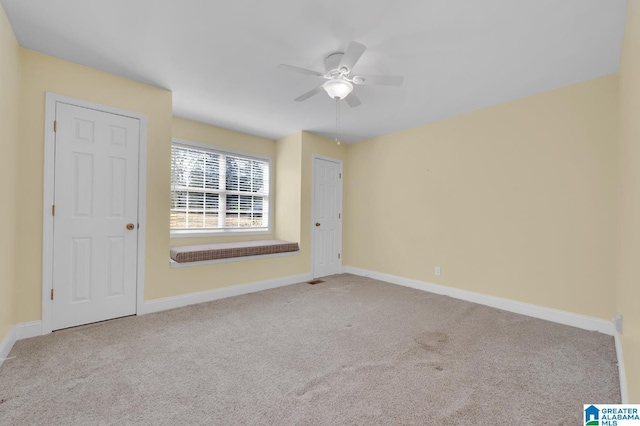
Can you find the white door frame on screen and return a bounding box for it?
[311,154,343,278]
[41,93,148,334]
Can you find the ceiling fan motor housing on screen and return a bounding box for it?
[324,52,347,75]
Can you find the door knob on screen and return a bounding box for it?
[315,222,321,227]
[126,223,135,230]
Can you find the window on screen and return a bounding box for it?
[170,139,270,236]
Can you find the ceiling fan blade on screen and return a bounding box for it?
[277,64,325,77]
[345,92,361,108]
[352,75,404,86]
[338,41,366,73]
[294,86,324,102]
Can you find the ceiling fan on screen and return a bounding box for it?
[277,41,404,108]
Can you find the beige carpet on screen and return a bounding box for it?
[0,274,620,425]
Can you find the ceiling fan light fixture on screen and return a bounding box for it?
[323,79,353,100]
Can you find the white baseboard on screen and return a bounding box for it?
[615,331,629,403]
[0,321,42,367]
[343,266,615,335]
[14,321,42,340]
[0,327,16,366]
[140,272,313,315]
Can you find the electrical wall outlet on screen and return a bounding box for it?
[435,266,441,276]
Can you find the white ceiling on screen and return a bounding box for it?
[1,0,628,143]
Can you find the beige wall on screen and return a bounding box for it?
[16,49,173,322]
[0,3,20,343]
[618,0,640,402]
[344,75,618,321]
[275,132,303,244]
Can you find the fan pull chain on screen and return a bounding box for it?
[335,99,341,145]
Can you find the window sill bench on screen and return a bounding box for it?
[169,239,300,268]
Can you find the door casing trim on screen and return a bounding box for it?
[311,155,343,279]
[41,93,148,334]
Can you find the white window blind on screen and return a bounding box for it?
[171,142,270,233]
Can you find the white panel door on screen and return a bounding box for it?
[313,157,342,278]
[52,103,139,330]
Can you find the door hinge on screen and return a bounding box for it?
[50,289,54,300]
[339,173,342,179]
[52,205,55,216]
[338,253,341,259]
[339,213,341,219]
[53,120,57,132]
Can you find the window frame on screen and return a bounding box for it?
[170,138,272,238]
